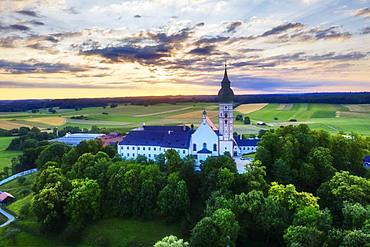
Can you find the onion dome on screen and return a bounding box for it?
[217,64,234,103]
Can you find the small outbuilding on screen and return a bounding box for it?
[0,191,15,205]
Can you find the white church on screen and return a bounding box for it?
[117,66,259,166]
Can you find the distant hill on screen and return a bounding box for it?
[0,92,369,112]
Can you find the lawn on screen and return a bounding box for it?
[79,218,181,247]
[0,136,21,170]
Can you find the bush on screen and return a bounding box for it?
[20,202,31,217]
[17,176,26,185]
[94,236,111,247]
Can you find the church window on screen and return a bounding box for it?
[225,113,228,118]
[224,106,227,109]
[138,147,140,150]
[127,146,129,150]
[225,120,228,124]
[183,150,186,154]
[143,147,145,150]
[132,147,135,150]
[154,147,156,151]
[213,144,217,151]
[203,143,207,149]
[193,144,197,151]
[148,147,151,151]
[149,154,151,157]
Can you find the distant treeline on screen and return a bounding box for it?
[0,92,369,112]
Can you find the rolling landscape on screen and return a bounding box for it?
[1,102,370,135]
[1,0,370,246]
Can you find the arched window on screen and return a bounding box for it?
[203,142,207,149]
[225,120,228,124]
[193,143,197,151]
[224,112,228,118]
[213,144,217,151]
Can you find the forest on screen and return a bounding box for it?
[2,124,369,246]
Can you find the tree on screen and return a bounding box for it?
[271,159,293,185]
[154,235,189,247]
[33,164,69,193]
[244,116,250,125]
[190,208,239,247]
[342,202,369,230]
[32,180,70,232]
[36,142,71,169]
[65,178,101,229]
[158,173,190,221]
[165,149,182,173]
[284,225,323,247]
[317,171,370,213]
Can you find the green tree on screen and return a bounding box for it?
[154,235,189,247]
[158,173,190,221]
[36,142,71,169]
[32,180,70,232]
[65,178,101,229]
[317,171,370,213]
[190,208,239,247]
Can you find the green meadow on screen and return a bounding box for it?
[234,103,370,136]
[0,137,21,170]
[0,102,369,136]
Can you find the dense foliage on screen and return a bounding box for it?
[20,124,370,246]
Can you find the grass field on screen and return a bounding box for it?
[0,103,369,136]
[234,103,370,136]
[0,137,21,171]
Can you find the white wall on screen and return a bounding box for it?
[117,144,190,160]
[191,120,219,156]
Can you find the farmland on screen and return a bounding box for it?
[234,103,370,136]
[0,103,369,136]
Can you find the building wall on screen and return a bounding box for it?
[234,145,258,156]
[219,103,234,141]
[117,144,190,160]
[191,120,219,156]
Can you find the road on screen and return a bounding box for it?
[0,207,15,228]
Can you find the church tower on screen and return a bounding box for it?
[218,63,234,156]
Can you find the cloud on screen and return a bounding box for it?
[195,36,229,45]
[82,44,171,63]
[189,45,215,55]
[80,24,202,64]
[0,60,87,74]
[362,26,370,34]
[225,21,242,33]
[262,22,304,37]
[0,24,30,32]
[355,7,370,19]
[0,80,114,89]
[312,26,351,40]
[16,10,39,18]
[28,20,44,26]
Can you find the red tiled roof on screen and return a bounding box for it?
[0,192,15,202]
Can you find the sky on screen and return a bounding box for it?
[0,0,369,100]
